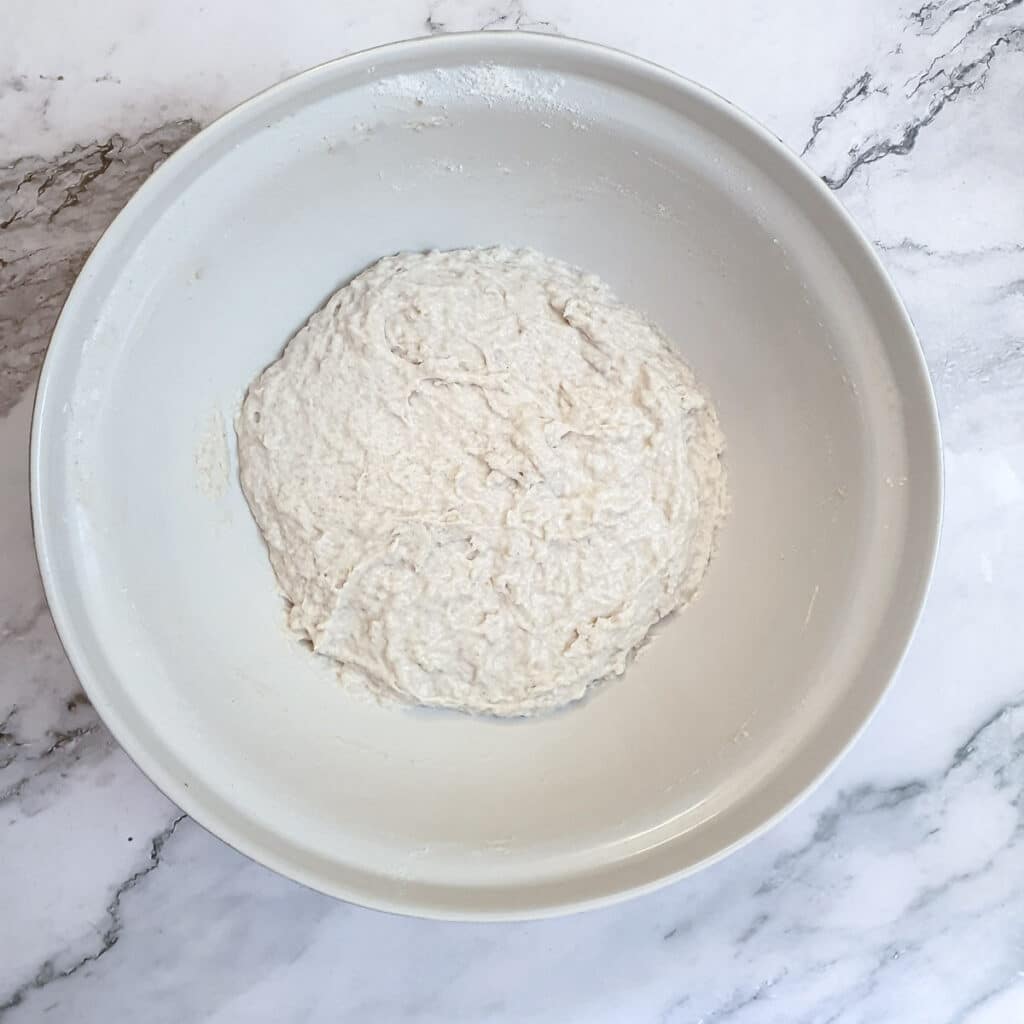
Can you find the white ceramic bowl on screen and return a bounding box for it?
[32,33,941,919]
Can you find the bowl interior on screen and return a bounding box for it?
[34,35,939,917]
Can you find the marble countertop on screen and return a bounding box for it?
[2,1,1023,1020]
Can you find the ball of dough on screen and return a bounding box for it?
[237,247,727,716]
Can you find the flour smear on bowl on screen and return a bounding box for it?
[236,247,727,715]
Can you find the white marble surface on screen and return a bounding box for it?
[2,1,1023,1019]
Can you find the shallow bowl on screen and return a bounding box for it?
[32,33,942,919]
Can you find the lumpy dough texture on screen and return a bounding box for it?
[237,248,727,716]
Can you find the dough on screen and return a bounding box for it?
[237,248,727,716]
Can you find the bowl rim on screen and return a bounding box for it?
[30,30,943,921]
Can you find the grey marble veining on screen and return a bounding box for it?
[0,121,198,415]
[1,0,1023,1020]
[801,0,1024,189]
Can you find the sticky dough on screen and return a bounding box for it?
[237,247,727,716]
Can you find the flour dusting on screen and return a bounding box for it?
[194,411,230,499]
[374,63,581,118]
